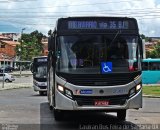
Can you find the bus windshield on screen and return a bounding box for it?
[56,35,141,74]
[34,64,47,78]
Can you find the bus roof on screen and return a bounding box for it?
[142,58,160,62]
[32,56,47,59]
[58,16,137,21]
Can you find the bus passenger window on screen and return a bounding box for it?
[142,62,148,70]
[149,62,160,70]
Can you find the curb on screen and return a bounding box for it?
[0,84,32,91]
[143,84,160,86]
[12,74,32,77]
[143,95,160,98]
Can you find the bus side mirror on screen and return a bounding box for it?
[139,38,143,59]
[48,36,55,51]
[30,63,33,73]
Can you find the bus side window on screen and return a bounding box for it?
[142,62,148,70]
[150,62,160,70]
[149,63,152,70]
[158,63,160,70]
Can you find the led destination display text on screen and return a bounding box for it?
[36,58,47,62]
[68,21,129,30]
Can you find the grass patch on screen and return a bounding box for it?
[143,86,160,96]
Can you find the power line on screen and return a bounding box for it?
[1,8,160,17]
[0,15,160,25]
[0,0,38,3]
[0,0,142,9]
[0,7,160,17]
[1,13,160,18]
[1,9,160,14]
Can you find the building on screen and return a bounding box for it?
[0,34,20,67]
[41,37,48,56]
[0,33,49,68]
[2,33,21,42]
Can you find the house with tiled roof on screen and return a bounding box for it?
[0,34,20,67]
[41,37,48,56]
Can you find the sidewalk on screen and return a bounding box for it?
[10,70,32,77]
[0,70,32,91]
[0,82,32,91]
[143,84,160,86]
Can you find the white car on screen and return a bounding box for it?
[0,73,15,82]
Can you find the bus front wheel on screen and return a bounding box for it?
[53,109,63,121]
[117,110,126,121]
[39,91,45,96]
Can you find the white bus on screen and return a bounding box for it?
[31,56,47,95]
[47,17,143,121]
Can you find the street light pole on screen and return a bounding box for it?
[2,54,5,88]
[20,28,25,77]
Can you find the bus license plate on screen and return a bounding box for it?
[94,100,109,106]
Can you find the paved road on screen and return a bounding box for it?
[0,88,160,130]
[14,75,33,84]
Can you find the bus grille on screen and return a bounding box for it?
[34,77,47,82]
[74,95,128,106]
[57,72,140,86]
[38,86,47,89]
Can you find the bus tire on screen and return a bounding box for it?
[117,110,126,121]
[49,106,53,110]
[53,109,63,121]
[39,91,44,96]
[49,94,53,110]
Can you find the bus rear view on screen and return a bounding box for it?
[47,17,143,121]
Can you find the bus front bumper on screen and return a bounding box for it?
[55,89,142,111]
[33,84,47,92]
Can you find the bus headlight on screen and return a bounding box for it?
[136,84,141,91]
[129,84,142,97]
[57,84,73,99]
[57,85,64,92]
[33,80,39,87]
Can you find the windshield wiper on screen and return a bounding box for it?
[109,30,121,47]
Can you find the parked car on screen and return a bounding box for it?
[0,66,14,73]
[0,73,15,82]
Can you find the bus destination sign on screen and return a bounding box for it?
[37,58,47,62]
[68,20,129,30]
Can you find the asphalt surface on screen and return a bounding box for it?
[0,88,160,130]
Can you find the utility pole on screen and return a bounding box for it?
[2,54,5,88]
[20,28,25,77]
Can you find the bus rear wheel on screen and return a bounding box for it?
[117,110,126,121]
[53,109,63,121]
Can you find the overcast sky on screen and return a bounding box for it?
[0,0,160,37]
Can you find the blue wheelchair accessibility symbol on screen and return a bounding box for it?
[101,62,112,74]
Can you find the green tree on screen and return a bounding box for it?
[48,29,52,36]
[140,34,145,39]
[15,30,45,61]
[146,42,160,58]
[140,34,151,42]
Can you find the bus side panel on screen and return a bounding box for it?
[142,71,160,84]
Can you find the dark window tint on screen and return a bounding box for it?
[149,62,160,70]
[142,62,148,70]
[0,74,4,76]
